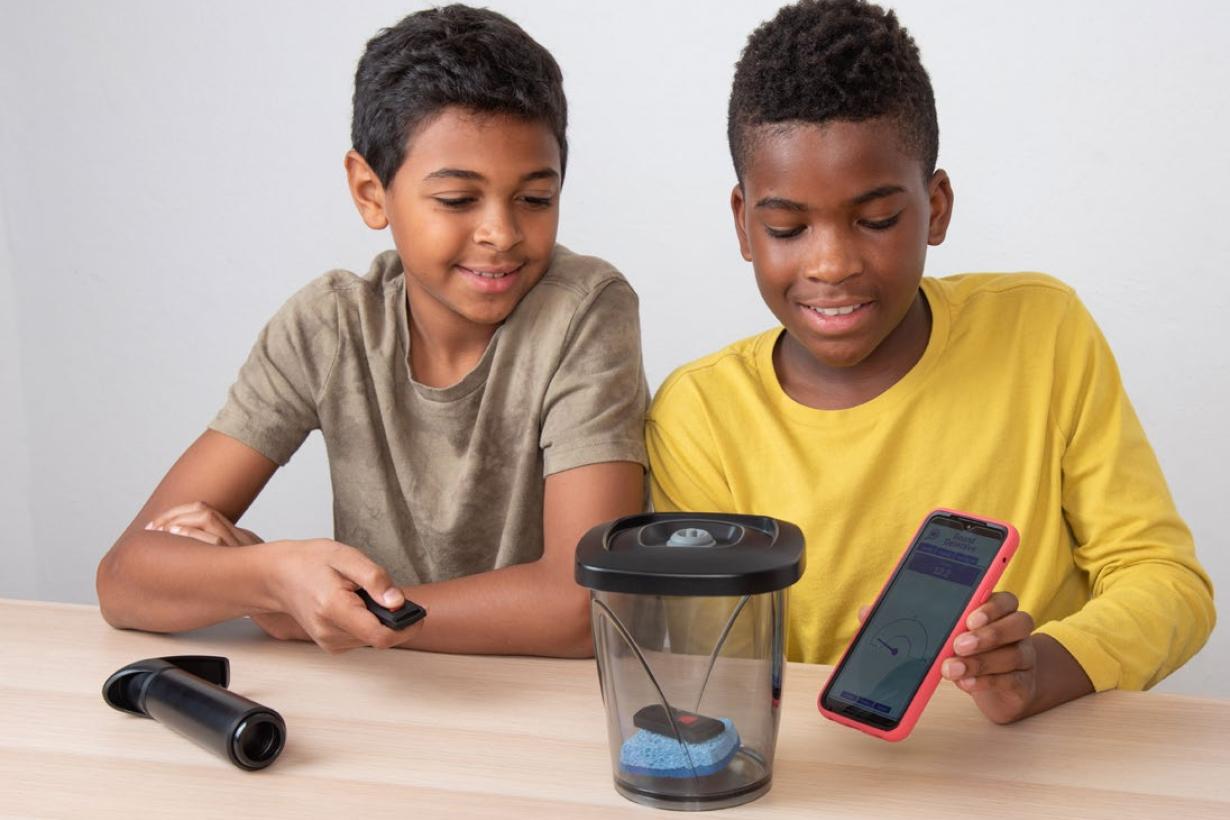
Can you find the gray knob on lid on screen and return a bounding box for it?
[666,527,717,547]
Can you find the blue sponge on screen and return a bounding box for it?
[619,718,740,778]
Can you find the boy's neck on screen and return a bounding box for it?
[775,291,932,411]
[405,289,499,389]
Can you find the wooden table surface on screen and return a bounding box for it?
[2,599,1227,818]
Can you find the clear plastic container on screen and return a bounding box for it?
[576,514,804,811]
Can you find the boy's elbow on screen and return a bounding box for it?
[553,584,595,658]
[1189,578,1217,654]
[96,556,122,628]
[564,621,595,659]
[95,545,135,629]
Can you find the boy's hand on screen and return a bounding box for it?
[939,592,1038,724]
[262,539,409,654]
[145,501,291,642]
[144,502,407,653]
[145,501,262,547]
[856,591,1039,724]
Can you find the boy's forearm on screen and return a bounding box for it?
[97,532,281,632]
[1024,634,1095,719]
[386,460,644,658]
[390,560,593,658]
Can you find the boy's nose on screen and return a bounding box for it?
[473,206,523,251]
[802,231,859,285]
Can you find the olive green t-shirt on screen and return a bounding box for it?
[209,245,648,585]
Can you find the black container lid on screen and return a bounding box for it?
[574,513,805,596]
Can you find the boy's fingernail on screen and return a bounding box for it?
[169,525,182,534]
[144,521,154,530]
[960,677,976,690]
[382,589,403,608]
[968,611,989,629]
[954,634,977,653]
[945,660,966,679]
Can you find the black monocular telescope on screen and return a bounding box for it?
[102,655,285,770]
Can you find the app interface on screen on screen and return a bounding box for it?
[828,521,1004,721]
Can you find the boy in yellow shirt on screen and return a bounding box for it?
[647,0,1214,722]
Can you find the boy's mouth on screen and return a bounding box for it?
[797,300,873,332]
[457,263,523,279]
[456,262,525,294]
[805,303,866,317]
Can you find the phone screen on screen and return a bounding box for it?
[822,514,1008,728]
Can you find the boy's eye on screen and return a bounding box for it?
[860,212,902,231]
[520,195,555,209]
[433,196,477,209]
[765,225,805,240]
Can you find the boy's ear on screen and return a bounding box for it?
[927,169,954,246]
[730,184,753,261]
[345,150,389,230]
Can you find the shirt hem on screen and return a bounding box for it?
[543,439,648,477]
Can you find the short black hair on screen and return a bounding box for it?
[352,4,568,187]
[728,0,938,182]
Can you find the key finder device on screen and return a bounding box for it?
[103,655,286,770]
[356,589,426,630]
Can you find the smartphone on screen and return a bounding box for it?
[818,509,1019,741]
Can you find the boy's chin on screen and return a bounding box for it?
[786,330,876,371]
[459,304,517,327]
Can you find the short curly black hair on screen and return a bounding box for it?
[352,4,567,187]
[728,0,937,182]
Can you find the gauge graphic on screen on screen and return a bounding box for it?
[861,617,932,710]
[869,618,929,661]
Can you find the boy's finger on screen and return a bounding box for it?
[156,510,240,544]
[953,610,1035,655]
[955,668,1033,697]
[857,605,870,624]
[965,591,1020,630]
[965,590,1021,630]
[234,527,264,546]
[314,626,366,654]
[327,543,404,609]
[164,524,223,546]
[251,612,310,642]
[325,587,395,647]
[146,501,215,530]
[964,592,1023,634]
[943,639,1036,680]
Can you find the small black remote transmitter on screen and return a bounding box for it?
[356,589,427,630]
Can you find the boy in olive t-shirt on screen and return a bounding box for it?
[97,6,647,657]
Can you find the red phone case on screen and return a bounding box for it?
[817,508,1020,742]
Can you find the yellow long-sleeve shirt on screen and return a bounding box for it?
[647,273,1214,691]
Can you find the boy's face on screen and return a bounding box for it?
[731,118,952,373]
[347,107,561,333]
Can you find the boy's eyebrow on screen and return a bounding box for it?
[424,168,485,181]
[423,168,560,182]
[754,186,908,212]
[850,185,907,205]
[754,196,808,212]
[522,169,560,182]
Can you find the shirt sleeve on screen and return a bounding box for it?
[208,283,338,466]
[538,279,648,476]
[645,372,736,514]
[1032,294,1215,690]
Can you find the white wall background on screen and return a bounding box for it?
[1,1,1226,695]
